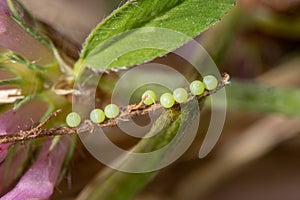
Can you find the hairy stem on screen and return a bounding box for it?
[0,74,229,144]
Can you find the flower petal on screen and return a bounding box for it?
[0,0,9,14]
[0,145,27,194]
[0,137,70,200]
[0,99,48,161]
[0,9,53,63]
[0,146,7,163]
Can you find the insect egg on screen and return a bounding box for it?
[189,80,205,95]
[104,104,120,119]
[90,109,105,123]
[203,75,218,90]
[142,90,156,105]
[173,88,188,103]
[160,93,175,108]
[66,112,81,127]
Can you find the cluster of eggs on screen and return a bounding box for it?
[66,75,218,128]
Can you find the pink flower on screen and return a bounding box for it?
[0,144,8,163]
[0,99,48,161]
[0,145,28,194]
[0,1,72,199]
[0,99,48,194]
[0,137,70,200]
[0,1,53,63]
[0,0,8,14]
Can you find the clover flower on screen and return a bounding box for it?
[0,1,72,198]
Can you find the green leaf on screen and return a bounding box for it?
[75,0,235,76]
[77,99,202,200]
[226,80,300,116]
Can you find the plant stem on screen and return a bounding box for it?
[0,75,229,144]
